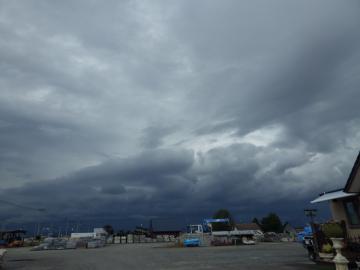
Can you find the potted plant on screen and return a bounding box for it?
[318,243,334,260]
[322,223,344,248]
[322,223,343,237]
[322,222,348,266]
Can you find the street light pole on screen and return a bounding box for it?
[304,208,319,258]
[304,209,317,224]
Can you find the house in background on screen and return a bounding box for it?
[283,223,297,236]
[234,223,264,240]
[311,152,360,238]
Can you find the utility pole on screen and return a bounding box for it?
[65,219,69,237]
[36,222,41,236]
[304,209,317,223]
[304,208,318,258]
[76,221,80,233]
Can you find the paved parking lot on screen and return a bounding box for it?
[3,242,334,270]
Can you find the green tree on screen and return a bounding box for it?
[260,213,283,233]
[211,209,235,231]
[103,224,114,235]
[252,217,260,226]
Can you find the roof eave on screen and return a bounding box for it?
[344,151,360,193]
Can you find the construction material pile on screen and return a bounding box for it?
[31,238,75,251]
[31,237,105,251]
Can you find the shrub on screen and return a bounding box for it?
[321,243,333,253]
[322,223,343,238]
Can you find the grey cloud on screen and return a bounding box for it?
[0,144,351,225]
[100,185,126,195]
[141,125,176,149]
[0,0,359,227]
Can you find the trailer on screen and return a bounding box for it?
[184,219,256,247]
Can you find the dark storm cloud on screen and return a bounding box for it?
[0,144,348,224]
[0,149,195,222]
[0,0,360,226]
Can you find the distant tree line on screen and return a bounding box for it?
[211,209,285,233]
[103,210,286,235]
[212,209,235,231]
[252,213,284,233]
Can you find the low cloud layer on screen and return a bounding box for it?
[0,0,360,228]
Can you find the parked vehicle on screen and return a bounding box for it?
[184,219,257,246]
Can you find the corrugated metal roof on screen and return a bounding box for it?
[311,190,357,203]
[235,223,261,231]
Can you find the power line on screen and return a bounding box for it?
[0,199,45,212]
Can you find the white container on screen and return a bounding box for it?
[65,240,77,249]
[106,237,113,244]
[114,236,121,244]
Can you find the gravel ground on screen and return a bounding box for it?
[3,242,334,270]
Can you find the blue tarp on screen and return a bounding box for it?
[184,238,200,247]
[296,225,312,242]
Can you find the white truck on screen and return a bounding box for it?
[184,219,256,246]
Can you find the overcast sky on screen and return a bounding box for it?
[1,0,360,229]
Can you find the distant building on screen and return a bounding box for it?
[235,223,262,231]
[234,223,263,236]
[71,228,107,239]
[283,223,297,235]
[134,226,149,235]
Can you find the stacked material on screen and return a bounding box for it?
[114,236,121,244]
[75,239,89,249]
[23,238,40,247]
[121,236,127,244]
[31,238,68,251]
[87,239,105,249]
[106,236,113,244]
[133,235,139,243]
[31,237,106,251]
[65,240,77,249]
[127,234,133,244]
[156,235,163,242]
[163,235,170,242]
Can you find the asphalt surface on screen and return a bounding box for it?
[3,242,334,270]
